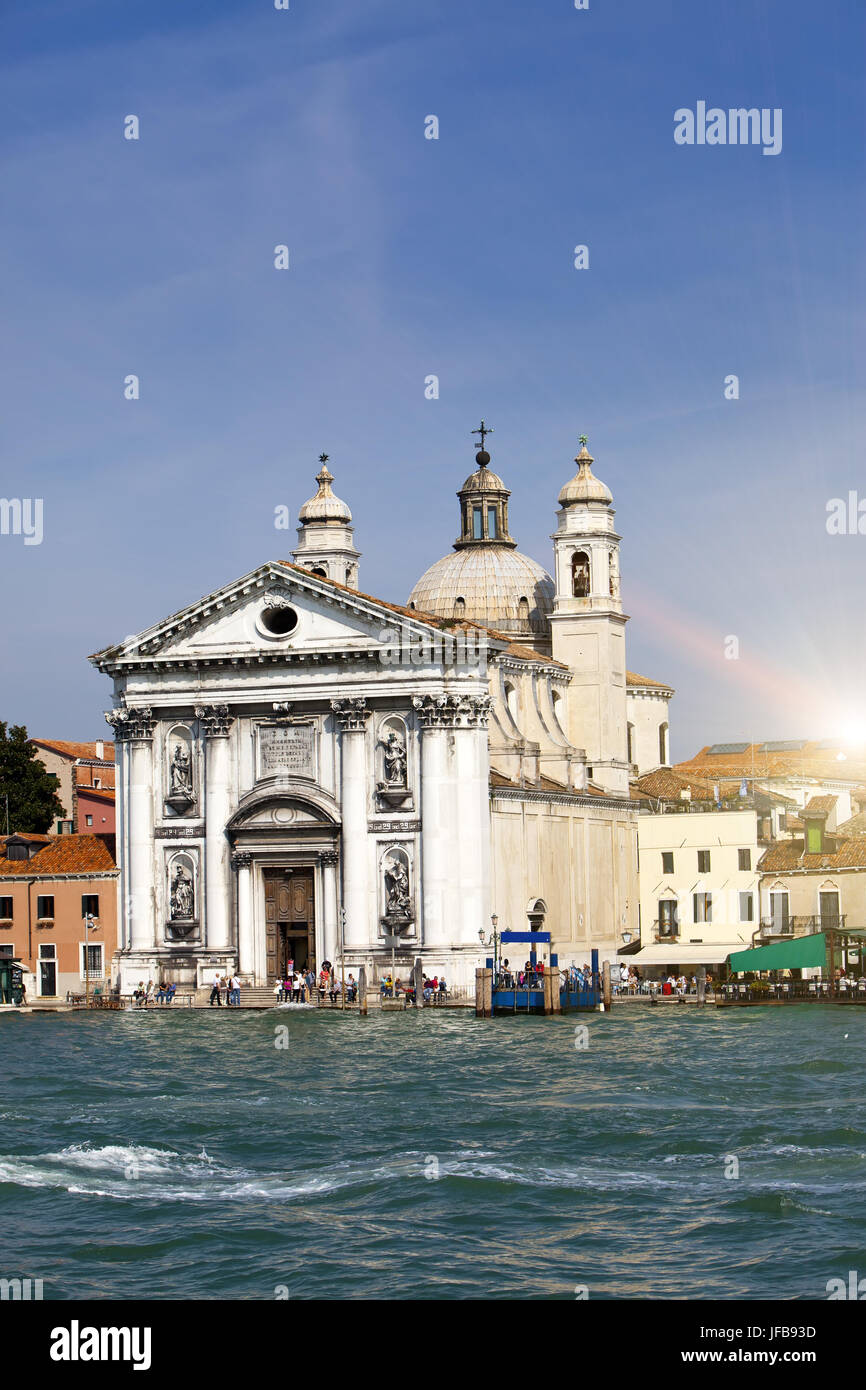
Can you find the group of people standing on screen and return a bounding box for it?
[209,973,241,1006]
[496,958,547,990]
[273,962,359,1005]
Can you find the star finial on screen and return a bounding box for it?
[319,452,329,464]
[472,420,493,451]
[579,434,588,448]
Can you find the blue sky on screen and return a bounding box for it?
[1,0,864,758]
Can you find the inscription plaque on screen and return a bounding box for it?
[258,723,315,779]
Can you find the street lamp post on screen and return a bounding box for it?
[479,914,501,981]
[83,912,100,1007]
[339,906,347,1010]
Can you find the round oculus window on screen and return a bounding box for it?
[260,604,299,636]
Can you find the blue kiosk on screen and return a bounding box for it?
[478,931,601,1015]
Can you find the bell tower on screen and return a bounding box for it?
[292,454,361,588]
[549,438,630,795]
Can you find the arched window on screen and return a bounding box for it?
[659,722,669,766]
[517,595,529,624]
[627,722,635,765]
[454,596,466,619]
[311,566,327,579]
[504,682,519,723]
[572,550,591,597]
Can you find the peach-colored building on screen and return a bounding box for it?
[29,739,116,834]
[76,784,116,834]
[0,833,118,998]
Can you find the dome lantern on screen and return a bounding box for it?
[407,423,554,650]
[455,421,517,550]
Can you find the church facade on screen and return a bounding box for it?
[92,436,673,995]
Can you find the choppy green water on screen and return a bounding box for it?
[0,1004,864,1299]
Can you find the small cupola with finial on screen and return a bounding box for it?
[454,420,517,549]
[292,454,361,587]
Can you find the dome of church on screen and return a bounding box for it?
[408,546,554,640]
[407,429,554,643]
[297,458,352,523]
[558,442,612,507]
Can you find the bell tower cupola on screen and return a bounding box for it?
[292,454,361,588]
[549,437,630,795]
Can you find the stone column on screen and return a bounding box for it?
[414,694,488,950]
[454,696,492,948]
[413,696,451,949]
[107,707,156,951]
[196,704,234,953]
[331,699,370,952]
[232,851,254,978]
[320,849,340,967]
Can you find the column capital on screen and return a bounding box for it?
[412,694,492,729]
[105,706,154,742]
[231,850,252,871]
[330,697,369,732]
[195,703,234,737]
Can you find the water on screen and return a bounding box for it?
[0,1004,863,1299]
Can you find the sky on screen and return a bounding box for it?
[1,0,864,759]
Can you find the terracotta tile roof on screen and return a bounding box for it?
[838,811,866,837]
[501,642,568,669]
[626,670,674,692]
[632,768,715,802]
[78,787,115,804]
[802,795,838,816]
[0,833,51,845]
[0,834,117,877]
[758,835,866,873]
[31,739,116,761]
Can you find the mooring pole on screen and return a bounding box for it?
[476,966,493,1018]
[413,955,423,1008]
[602,959,612,1012]
[697,965,707,1005]
[358,964,368,1017]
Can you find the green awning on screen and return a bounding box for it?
[729,932,827,973]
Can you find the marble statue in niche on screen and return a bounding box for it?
[382,850,412,929]
[170,864,194,920]
[376,720,411,808]
[381,729,407,787]
[164,731,197,815]
[169,742,193,797]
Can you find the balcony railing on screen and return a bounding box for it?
[758,914,847,939]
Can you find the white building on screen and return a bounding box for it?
[632,807,761,974]
[93,433,669,994]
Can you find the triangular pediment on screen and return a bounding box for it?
[90,562,448,670]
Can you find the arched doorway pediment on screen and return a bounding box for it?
[228,783,340,835]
